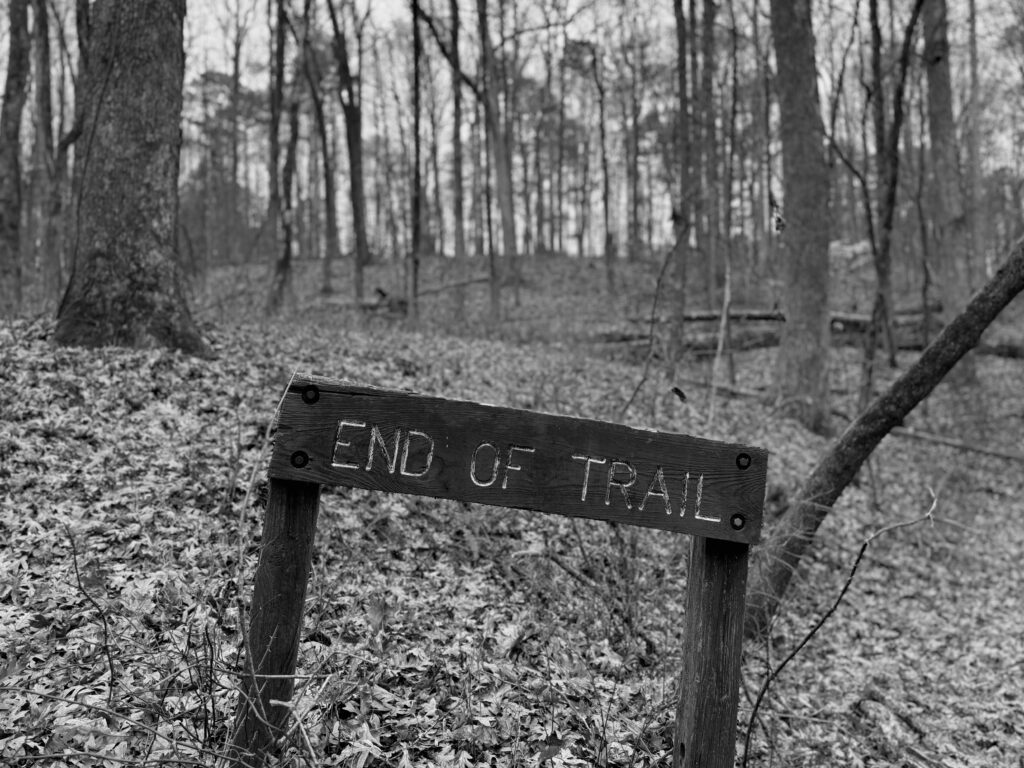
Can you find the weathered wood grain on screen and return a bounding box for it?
[269,374,767,544]
[229,478,321,767]
[674,537,749,768]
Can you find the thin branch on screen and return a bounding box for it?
[741,494,937,767]
[413,4,482,100]
[65,524,118,705]
[618,243,675,420]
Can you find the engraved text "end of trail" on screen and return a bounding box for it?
[571,454,718,522]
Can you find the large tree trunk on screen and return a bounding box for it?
[326,0,370,302]
[450,0,467,319]
[267,92,300,314]
[477,0,515,320]
[32,0,64,306]
[700,0,719,308]
[745,237,1024,638]
[226,0,250,265]
[769,0,831,434]
[672,0,691,361]
[411,0,424,319]
[0,0,30,317]
[924,0,975,381]
[300,4,341,296]
[54,1,206,355]
[590,46,614,294]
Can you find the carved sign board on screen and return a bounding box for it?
[270,375,767,544]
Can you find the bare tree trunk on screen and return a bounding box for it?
[555,46,566,254]
[576,132,590,259]
[0,0,30,317]
[411,0,423,320]
[265,0,291,313]
[267,90,300,314]
[856,0,925,410]
[923,0,975,382]
[590,45,614,294]
[265,0,285,266]
[32,0,64,306]
[769,0,831,434]
[325,0,371,301]
[672,0,691,360]
[700,0,718,308]
[867,0,898,368]
[746,238,1024,637]
[477,0,514,321]
[965,0,982,286]
[299,1,340,296]
[471,98,484,260]
[428,58,445,258]
[54,0,206,355]
[450,0,467,319]
[622,6,643,259]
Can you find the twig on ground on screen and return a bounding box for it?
[741,491,938,768]
[65,524,118,706]
[0,686,256,768]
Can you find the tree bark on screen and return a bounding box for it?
[411,0,424,319]
[867,0,897,367]
[589,45,614,294]
[965,0,981,287]
[326,0,370,302]
[769,0,831,434]
[924,0,975,381]
[265,0,285,265]
[0,0,30,317]
[745,237,1024,638]
[700,0,718,308]
[672,0,691,361]
[53,0,206,355]
[450,0,467,319]
[267,88,300,314]
[477,0,515,320]
[32,0,64,306]
[299,2,341,296]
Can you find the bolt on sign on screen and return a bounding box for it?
[270,375,766,544]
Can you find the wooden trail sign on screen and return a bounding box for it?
[270,376,766,543]
[229,374,768,768]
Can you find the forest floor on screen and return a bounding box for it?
[2,253,1023,767]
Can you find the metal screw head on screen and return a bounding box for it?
[301,385,320,405]
[736,453,751,470]
[290,451,309,468]
[730,514,745,530]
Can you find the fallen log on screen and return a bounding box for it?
[977,341,1024,359]
[417,274,490,297]
[892,427,1024,462]
[629,302,942,326]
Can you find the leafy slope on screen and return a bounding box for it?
[1,313,1021,767]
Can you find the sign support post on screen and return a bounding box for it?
[228,478,321,765]
[673,536,750,768]
[228,375,766,767]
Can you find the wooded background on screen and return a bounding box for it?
[1,0,1023,468]
[2,0,1021,330]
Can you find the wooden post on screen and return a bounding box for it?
[228,478,321,767]
[673,536,750,768]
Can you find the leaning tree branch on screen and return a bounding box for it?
[744,236,1024,638]
[413,4,482,100]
